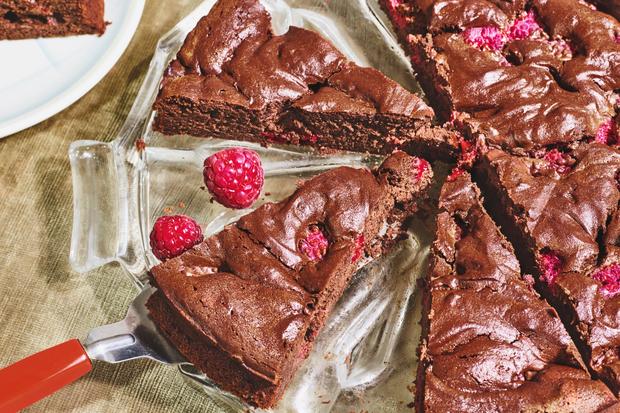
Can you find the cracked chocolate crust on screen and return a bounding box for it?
[418,171,618,412]
[152,0,459,161]
[476,144,620,395]
[146,152,432,408]
[0,0,105,40]
[380,0,620,156]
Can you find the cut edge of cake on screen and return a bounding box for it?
[152,0,460,161]
[0,0,106,40]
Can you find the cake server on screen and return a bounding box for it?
[0,286,184,412]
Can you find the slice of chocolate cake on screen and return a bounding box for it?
[152,0,459,161]
[380,0,620,155]
[477,144,620,395]
[418,171,618,412]
[147,152,433,408]
[0,0,106,40]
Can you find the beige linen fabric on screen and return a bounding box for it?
[0,1,227,411]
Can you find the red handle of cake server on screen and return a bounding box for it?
[0,339,92,412]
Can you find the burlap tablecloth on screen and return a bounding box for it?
[0,1,227,411]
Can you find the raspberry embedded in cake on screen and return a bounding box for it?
[447,167,465,182]
[548,38,574,60]
[383,0,408,30]
[299,226,329,261]
[508,11,542,41]
[351,234,365,263]
[412,158,431,182]
[540,251,562,285]
[462,26,506,51]
[596,119,619,145]
[592,264,620,298]
[543,148,573,174]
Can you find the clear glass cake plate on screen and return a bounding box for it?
[68,1,443,411]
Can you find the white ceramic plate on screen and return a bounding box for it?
[0,0,145,138]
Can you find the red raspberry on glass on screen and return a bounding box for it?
[150,215,203,261]
[203,147,265,209]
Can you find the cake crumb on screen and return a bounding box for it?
[163,207,173,214]
[135,138,146,152]
[178,201,186,208]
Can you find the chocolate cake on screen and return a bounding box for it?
[152,0,459,161]
[418,171,618,412]
[0,0,106,40]
[476,144,620,395]
[380,0,620,155]
[147,152,433,408]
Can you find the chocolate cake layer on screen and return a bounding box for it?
[418,171,618,412]
[153,0,459,161]
[477,144,620,395]
[0,0,105,40]
[147,151,433,408]
[381,0,620,155]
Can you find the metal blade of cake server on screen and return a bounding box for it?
[81,286,185,365]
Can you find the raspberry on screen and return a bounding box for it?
[150,215,204,260]
[592,264,620,298]
[447,167,465,182]
[203,147,264,209]
[300,134,319,144]
[540,252,562,286]
[595,119,619,145]
[411,50,423,66]
[549,39,573,60]
[412,158,431,182]
[508,11,541,40]
[543,149,573,174]
[447,137,479,182]
[385,0,408,30]
[463,26,506,51]
[351,234,366,263]
[299,226,329,261]
[458,137,478,166]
